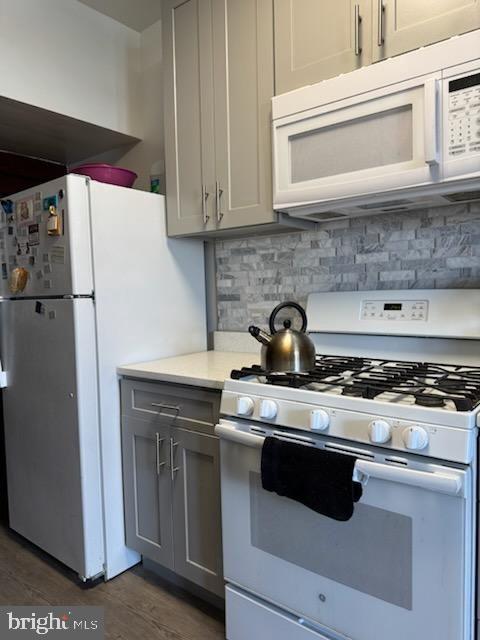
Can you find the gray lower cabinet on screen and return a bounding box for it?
[122,418,174,569]
[121,379,223,597]
[172,428,223,596]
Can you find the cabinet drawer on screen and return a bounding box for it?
[226,586,329,640]
[121,379,221,434]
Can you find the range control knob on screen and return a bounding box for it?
[236,396,255,416]
[310,409,330,431]
[402,425,429,451]
[368,419,392,444]
[259,399,278,420]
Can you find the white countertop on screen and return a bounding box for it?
[117,350,258,390]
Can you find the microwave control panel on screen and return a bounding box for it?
[361,300,428,322]
[448,72,480,157]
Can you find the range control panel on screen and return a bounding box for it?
[448,71,480,157]
[361,299,428,321]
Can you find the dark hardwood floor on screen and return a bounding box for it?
[0,526,225,639]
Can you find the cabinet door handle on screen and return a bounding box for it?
[215,181,224,222]
[155,433,166,475]
[354,4,362,56]
[202,185,210,224]
[377,0,385,46]
[170,438,180,481]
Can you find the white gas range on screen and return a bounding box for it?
[216,290,480,640]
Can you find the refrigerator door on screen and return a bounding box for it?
[1,298,104,579]
[0,175,93,298]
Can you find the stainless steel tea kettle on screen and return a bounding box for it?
[248,302,316,373]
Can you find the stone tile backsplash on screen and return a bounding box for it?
[215,203,480,331]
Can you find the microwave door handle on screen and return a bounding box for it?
[354,459,464,497]
[424,78,440,166]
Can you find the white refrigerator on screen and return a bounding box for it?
[0,174,206,581]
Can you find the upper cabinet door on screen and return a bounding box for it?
[212,0,276,230]
[374,0,480,61]
[274,0,372,94]
[163,0,216,236]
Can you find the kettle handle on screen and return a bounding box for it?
[269,301,308,334]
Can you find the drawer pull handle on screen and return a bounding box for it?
[170,438,180,481]
[151,402,180,416]
[155,434,166,475]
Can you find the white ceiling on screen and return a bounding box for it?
[77,0,163,32]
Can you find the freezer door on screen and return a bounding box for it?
[0,175,93,298]
[1,298,104,579]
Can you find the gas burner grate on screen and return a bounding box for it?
[230,357,480,412]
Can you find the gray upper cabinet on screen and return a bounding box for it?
[274,0,372,94]
[274,0,480,94]
[172,428,223,596]
[163,0,276,236]
[373,0,480,61]
[122,417,173,569]
[212,0,276,230]
[163,0,216,235]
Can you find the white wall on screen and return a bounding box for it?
[115,19,164,190]
[0,0,142,138]
[79,19,164,191]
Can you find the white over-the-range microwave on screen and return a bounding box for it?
[272,30,480,222]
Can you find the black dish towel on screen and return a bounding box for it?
[261,437,363,521]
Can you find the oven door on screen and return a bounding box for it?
[216,419,474,640]
[273,73,441,212]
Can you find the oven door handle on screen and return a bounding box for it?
[215,423,265,448]
[354,460,464,497]
[216,423,466,497]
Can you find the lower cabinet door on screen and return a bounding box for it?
[122,418,174,569]
[171,428,224,596]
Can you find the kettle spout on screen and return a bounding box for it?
[248,325,272,347]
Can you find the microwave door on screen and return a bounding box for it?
[273,73,442,209]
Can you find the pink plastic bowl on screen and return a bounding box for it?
[71,164,137,188]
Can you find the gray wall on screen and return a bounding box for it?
[215,203,480,331]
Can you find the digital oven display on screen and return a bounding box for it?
[384,303,402,311]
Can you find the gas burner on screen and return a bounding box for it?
[414,395,447,408]
[341,386,364,398]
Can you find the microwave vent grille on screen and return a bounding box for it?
[308,211,347,220]
[357,199,413,210]
[444,190,480,203]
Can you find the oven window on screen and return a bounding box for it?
[290,104,413,183]
[249,472,413,609]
